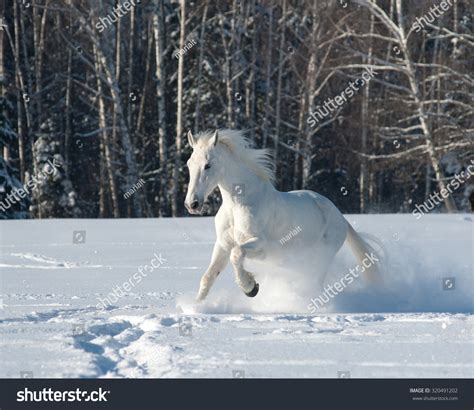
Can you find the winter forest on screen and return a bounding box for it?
[0,0,472,219]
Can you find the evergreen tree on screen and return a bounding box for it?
[0,95,28,219]
[29,120,80,218]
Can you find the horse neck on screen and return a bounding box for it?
[218,157,274,206]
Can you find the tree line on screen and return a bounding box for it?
[0,0,472,219]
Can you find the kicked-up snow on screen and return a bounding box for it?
[0,214,472,378]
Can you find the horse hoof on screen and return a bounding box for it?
[245,283,259,297]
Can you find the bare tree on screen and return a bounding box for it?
[173,0,186,216]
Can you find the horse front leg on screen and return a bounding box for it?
[230,237,265,297]
[196,242,230,301]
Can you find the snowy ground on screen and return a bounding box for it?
[0,214,472,378]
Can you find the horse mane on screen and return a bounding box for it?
[196,129,275,184]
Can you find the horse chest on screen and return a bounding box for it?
[218,206,260,248]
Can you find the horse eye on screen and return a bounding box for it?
[204,163,211,170]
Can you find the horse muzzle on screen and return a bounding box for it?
[185,199,203,215]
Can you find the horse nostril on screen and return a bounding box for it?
[191,200,199,210]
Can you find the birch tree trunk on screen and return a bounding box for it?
[127,0,135,142]
[246,0,257,142]
[94,45,120,218]
[173,0,186,216]
[194,1,208,134]
[273,0,286,174]
[0,13,7,161]
[219,6,234,127]
[301,2,320,187]
[194,0,209,134]
[153,0,169,216]
[65,45,72,173]
[262,6,273,148]
[359,12,374,213]
[32,0,49,132]
[12,1,26,182]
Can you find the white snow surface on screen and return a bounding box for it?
[0,214,472,378]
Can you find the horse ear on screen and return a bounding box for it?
[187,130,195,148]
[211,130,219,146]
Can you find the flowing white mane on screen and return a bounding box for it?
[196,129,275,183]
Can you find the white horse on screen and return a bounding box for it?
[184,129,381,302]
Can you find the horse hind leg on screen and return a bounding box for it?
[314,248,338,289]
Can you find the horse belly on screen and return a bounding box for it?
[273,190,347,253]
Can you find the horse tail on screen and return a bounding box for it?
[345,220,384,283]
